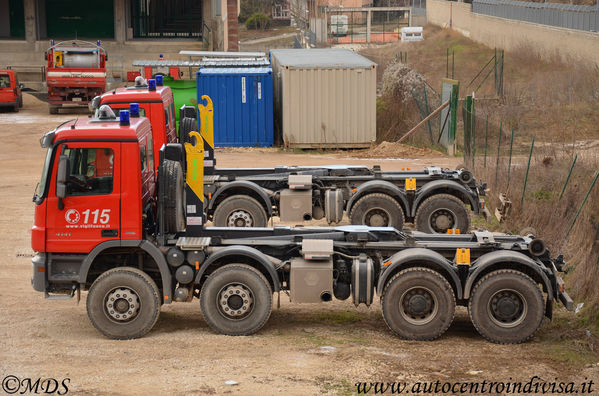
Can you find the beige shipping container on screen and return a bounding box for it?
[270,49,377,148]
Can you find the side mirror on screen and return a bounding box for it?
[56,155,69,209]
[19,83,24,89]
[91,96,101,111]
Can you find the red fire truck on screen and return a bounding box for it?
[45,40,107,114]
[30,108,573,342]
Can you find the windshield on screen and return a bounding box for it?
[35,148,53,202]
[95,105,145,118]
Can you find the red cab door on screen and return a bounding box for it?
[46,142,121,253]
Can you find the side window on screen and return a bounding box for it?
[147,137,154,170]
[63,148,114,195]
[140,145,148,172]
[164,105,170,126]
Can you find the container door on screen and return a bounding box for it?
[45,142,121,253]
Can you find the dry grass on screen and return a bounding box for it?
[474,151,599,327]
[359,25,599,329]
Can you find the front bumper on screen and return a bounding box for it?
[31,253,47,292]
[0,100,18,107]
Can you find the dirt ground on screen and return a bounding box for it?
[0,95,597,395]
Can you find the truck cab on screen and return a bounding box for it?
[96,78,177,171]
[0,69,23,112]
[32,113,155,288]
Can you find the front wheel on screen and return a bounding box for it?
[86,267,161,339]
[469,270,544,344]
[381,267,455,340]
[414,194,470,233]
[212,195,268,227]
[200,264,272,335]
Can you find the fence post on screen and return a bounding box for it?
[507,128,515,190]
[472,98,476,169]
[495,121,502,188]
[499,50,504,97]
[559,154,578,201]
[452,51,455,79]
[483,114,489,168]
[446,48,449,78]
[494,48,497,93]
[566,171,599,238]
[521,137,535,207]
[463,95,473,164]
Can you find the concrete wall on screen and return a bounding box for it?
[427,0,599,66]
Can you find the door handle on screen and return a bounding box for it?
[101,229,118,237]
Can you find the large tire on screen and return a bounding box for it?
[414,193,471,233]
[18,95,23,108]
[162,160,185,233]
[179,117,197,145]
[86,267,161,340]
[349,193,405,229]
[381,267,455,340]
[13,103,19,112]
[213,195,268,227]
[200,264,272,336]
[469,270,544,344]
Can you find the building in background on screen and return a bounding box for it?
[0,0,240,90]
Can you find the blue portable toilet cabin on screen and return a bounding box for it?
[197,67,274,147]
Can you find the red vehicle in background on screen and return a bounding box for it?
[0,69,23,112]
[45,40,107,114]
[94,77,177,172]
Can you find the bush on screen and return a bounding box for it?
[382,61,426,104]
[245,13,271,30]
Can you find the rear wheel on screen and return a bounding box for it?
[213,195,268,227]
[162,160,185,233]
[349,193,404,229]
[18,95,23,108]
[13,103,19,112]
[469,270,544,344]
[200,264,272,335]
[179,117,197,144]
[86,267,161,339]
[381,267,455,340]
[415,194,470,233]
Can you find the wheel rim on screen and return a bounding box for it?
[217,283,254,320]
[487,289,527,328]
[227,210,253,227]
[399,286,438,325]
[428,208,456,233]
[104,287,140,323]
[363,207,390,227]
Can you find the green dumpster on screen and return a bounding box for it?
[163,76,197,130]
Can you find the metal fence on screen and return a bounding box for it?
[473,0,599,32]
